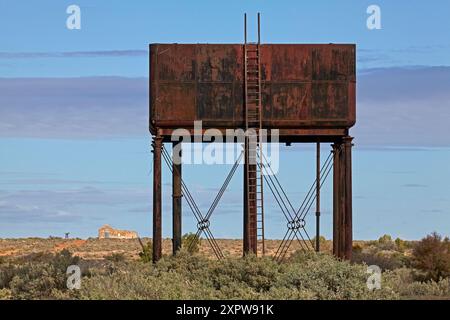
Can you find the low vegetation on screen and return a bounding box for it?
[181,232,201,254]
[0,233,448,300]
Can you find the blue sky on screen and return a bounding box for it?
[0,1,449,240]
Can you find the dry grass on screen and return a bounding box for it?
[0,237,335,260]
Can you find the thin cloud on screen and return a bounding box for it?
[0,202,82,223]
[0,66,450,147]
[0,178,137,186]
[0,50,147,59]
[402,183,428,188]
[421,209,444,214]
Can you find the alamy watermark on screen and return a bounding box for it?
[366,265,382,290]
[367,5,382,30]
[66,265,81,290]
[66,5,81,30]
[170,121,280,174]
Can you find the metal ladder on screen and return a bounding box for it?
[244,13,265,256]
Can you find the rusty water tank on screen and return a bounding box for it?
[149,44,355,141]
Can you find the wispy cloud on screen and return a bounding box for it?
[0,186,150,224]
[0,77,147,138]
[354,66,450,147]
[402,184,428,188]
[0,202,82,223]
[0,66,450,146]
[0,50,147,59]
[358,45,450,67]
[0,178,137,186]
[421,209,444,214]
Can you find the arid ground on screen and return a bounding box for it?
[0,237,333,260]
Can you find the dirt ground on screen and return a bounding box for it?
[0,237,335,260]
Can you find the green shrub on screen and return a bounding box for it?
[2,239,448,300]
[182,233,201,254]
[412,232,450,281]
[0,249,79,299]
[0,288,12,300]
[79,251,398,300]
[210,254,281,294]
[394,238,409,251]
[352,248,409,271]
[377,234,396,250]
[282,251,398,299]
[138,240,152,263]
[311,236,329,251]
[105,253,126,263]
[384,268,450,298]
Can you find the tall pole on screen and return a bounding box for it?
[152,135,163,263]
[343,136,353,260]
[332,142,341,257]
[315,142,321,252]
[172,141,182,255]
[332,137,353,260]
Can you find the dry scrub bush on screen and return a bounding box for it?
[181,233,201,254]
[384,268,450,299]
[0,249,79,299]
[412,232,450,281]
[79,251,398,300]
[1,246,447,300]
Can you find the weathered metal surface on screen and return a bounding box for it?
[149,41,355,261]
[172,141,182,255]
[152,136,163,263]
[315,142,321,252]
[343,136,353,260]
[332,137,353,260]
[150,43,355,137]
[332,143,340,257]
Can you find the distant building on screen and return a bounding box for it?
[98,224,138,239]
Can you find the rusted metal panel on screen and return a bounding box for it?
[152,136,163,263]
[172,141,182,255]
[158,83,196,120]
[197,83,234,120]
[332,136,353,260]
[261,45,312,81]
[149,43,356,136]
[268,83,311,120]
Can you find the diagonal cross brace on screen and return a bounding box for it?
[187,150,243,254]
[256,148,339,262]
[256,152,314,261]
[162,146,243,259]
[270,146,343,262]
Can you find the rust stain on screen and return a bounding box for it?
[150,43,356,138]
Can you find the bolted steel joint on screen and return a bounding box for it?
[197,219,210,230]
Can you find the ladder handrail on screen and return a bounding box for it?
[244,12,265,256]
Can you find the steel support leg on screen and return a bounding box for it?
[332,137,353,260]
[172,141,182,255]
[343,136,353,260]
[152,135,163,263]
[332,142,342,258]
[315,142,321,252]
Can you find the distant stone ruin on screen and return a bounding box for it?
[98,224,138,239]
